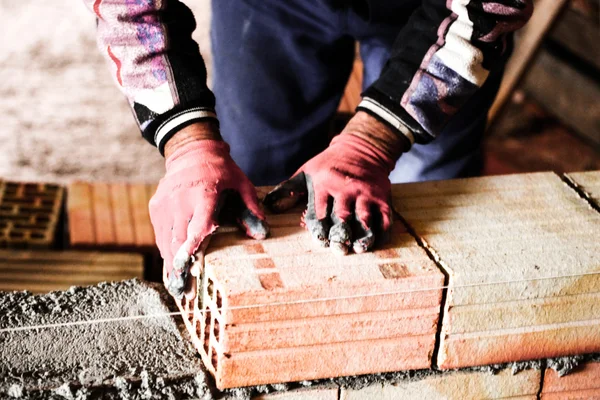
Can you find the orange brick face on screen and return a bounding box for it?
[0,181,63,248]
[176,209,444,389]
[541,361,600,399]
[67,182,157,250]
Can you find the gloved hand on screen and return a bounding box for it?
[264,111,409,255]
[149,133,269,299]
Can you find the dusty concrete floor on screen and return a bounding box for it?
[0,0,211,184]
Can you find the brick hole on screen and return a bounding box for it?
[35,215,51,223]
[202,309,211,355]
[4,183,19,192]
[4,198,34,205]
[2,215,30,222]
[0,205,14,212]
[13,223,35,230]
[211,349,218,370]
[9,231,25,239]
[18,206,53,213]
[216,289,222,309]
[213,319,220,344]
[40,199,56,207]
[207,278,215,301]
[30,232,46,239]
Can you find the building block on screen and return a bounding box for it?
[392,172,600,369]
[0,250,143,293]
[566,171,600,209]
[0,181,63,248]
[541,361,600,399]
[67,182,157,250]
[176,207,445,389]
[340,368,541,400]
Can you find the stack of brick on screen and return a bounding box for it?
[67,182,157,250]
[173,171,600,391]
[392,172,600,369]
[0,181,63,248]
[177,212,445,389]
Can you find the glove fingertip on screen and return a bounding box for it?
[239,209,270,240]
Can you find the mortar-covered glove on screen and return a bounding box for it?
[149,138,269,299]
[264,111,410,255]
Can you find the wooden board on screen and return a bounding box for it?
[522,49,600,146]
[0,250,143,293]
[488,0,569,125]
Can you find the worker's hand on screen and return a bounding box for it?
[264,112,409,255]
[149,123,269,299]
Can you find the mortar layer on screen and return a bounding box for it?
[0,279,214,399]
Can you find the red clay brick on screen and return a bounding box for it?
[67,182,156,250]
[176,208,444,389]
[541,361,600,399]
[0,181,64,248]
[110,183,135,246]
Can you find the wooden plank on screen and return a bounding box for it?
[549,6,600,71]
[488,0,569,125]
[0,250,143,293]
[522,49,600,146]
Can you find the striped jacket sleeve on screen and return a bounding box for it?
[358,0,534,146]
[82,0,217,155]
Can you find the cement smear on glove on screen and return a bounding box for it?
[0,279,215,399]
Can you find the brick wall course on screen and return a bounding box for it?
[392,172,600,369]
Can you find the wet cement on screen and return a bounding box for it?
[1,279,598,399]
[0,280,213,399]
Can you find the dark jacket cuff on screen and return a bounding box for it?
[142,103,219,156]
[359,87,434,145]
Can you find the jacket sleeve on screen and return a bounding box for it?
[82,0,217,155]
[357,0,534,146]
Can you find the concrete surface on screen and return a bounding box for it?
[0,0,211,183]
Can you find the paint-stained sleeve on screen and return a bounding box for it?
[357,0,533,146]
[82,0,217,155]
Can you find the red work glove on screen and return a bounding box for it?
[149,137,269,299]
[264,111,409,255]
